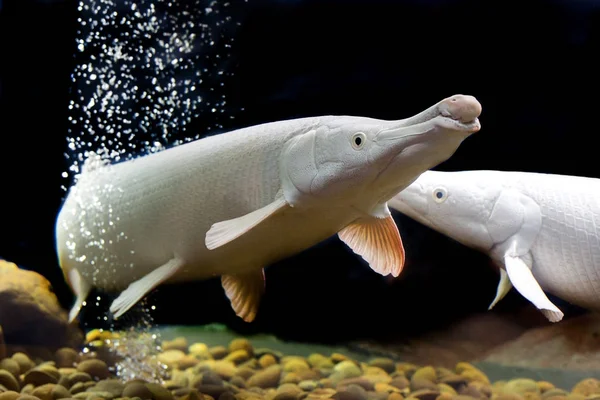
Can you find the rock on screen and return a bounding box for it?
[273,392,299,400]
[145,382,174,400]
[229,339,254,357]
[333,362,362,380]
[503,379,540,395]
[209,347,229,360]
[213,360,238,380]
[76,359,110,380]
[572,379,600,396]
[224,351,250,365]
[411,367,436,383]
[307,355,329,369]
[537,382,555,393]
[542,389,568,399]
[235,367,255,381]
[331,354,350,364]
[410,389,440,400]
[12,353,34,374]
[389,377,409,390]
[410,379,437,392]
[0,369,20,392]
[189,343,209,356]
[0,260,84,351]
[283,360,310,373]
[158,350,186,368]
[92,380,124,397]
[16,396,40,400]
[73,390,116,399]
[0,360,20,377]
[436,383,456,395]
[202,371,224,386]
[230,376,246,389]
[162,337,188,352]
[69,372,92,385]
[246,366,282,389]
[0,392,19,400]
[23,369,59,386]
[32,384,70,400]
[367,359,395,374]
[259,355,277,369]
[338,378,375,392]
[332,387,368,400]
[298,381,318,391]
[480,314,600,370]
[194,384,230,399]
[122,382,153,399]
[374,383,401,394]
[55,349,79,369]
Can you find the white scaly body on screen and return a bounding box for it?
[56,95,482,323]
[389,170,600,322]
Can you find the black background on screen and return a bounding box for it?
[0,0,598,344]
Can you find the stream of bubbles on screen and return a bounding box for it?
[65,0,247,381]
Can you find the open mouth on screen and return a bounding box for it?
[437,114,481,133]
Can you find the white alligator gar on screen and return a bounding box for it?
[55,95,482,323]
[389,170,600,322]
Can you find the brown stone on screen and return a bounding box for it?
[0,260,83,351]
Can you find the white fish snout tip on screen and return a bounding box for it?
[440,94,482,124]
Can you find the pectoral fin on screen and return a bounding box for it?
[338,215,405,277]
[504,255,564,322]
[205,197,289,250]
[67,268,91,323]
[488,268,513,310]
[222,269,266,322]
[109,257,184,319]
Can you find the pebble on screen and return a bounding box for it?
[76,359,109,380]
[0,369,20,392]
[229,339,254,357]
[162,337,189,352]
[122,381,153,399]
[246,365,282,389]
[0,331,596,400]
[55,348,80,368]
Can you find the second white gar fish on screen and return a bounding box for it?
[56,95,482,323]
[390,170,600,323]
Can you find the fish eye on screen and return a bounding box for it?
[432,187,448,203]
[351,132,366,150]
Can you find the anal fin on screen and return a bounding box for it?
[222,269,266,322]
[67,268,91,323]
[338,215,405,277]
[206,197,289,250]
[504,255,564,322]
[488,267,513,310]
[109,258,184,319]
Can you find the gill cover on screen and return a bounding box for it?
[280,128,320,207]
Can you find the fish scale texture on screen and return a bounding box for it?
[512,173,600,310]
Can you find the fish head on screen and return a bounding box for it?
[389,170,502,252]
[280,95,482,210]
[366,94,482,205]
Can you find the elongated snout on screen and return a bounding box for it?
[375,94,482,141]
[439,95,482,124]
